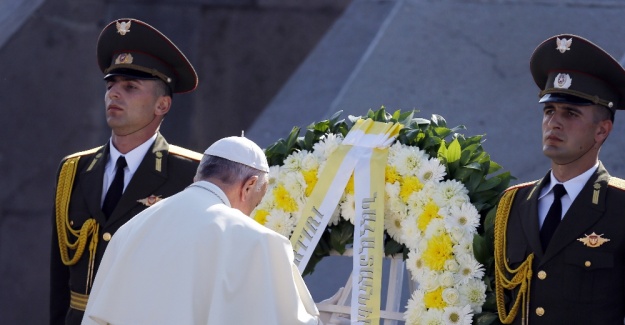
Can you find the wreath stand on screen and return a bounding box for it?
[316,249,416,325]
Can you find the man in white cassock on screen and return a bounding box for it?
[81,136,321,325]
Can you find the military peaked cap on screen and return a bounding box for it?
[530,34,625,111]
[97,18,198,94]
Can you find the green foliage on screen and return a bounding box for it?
[263,107,514,323]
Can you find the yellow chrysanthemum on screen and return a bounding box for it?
[399,176,423,203]
[422,233,453,271]
[302,169,318,197]
[417,201,440,232]
[385,165,401,184]
[274,185,298,212]
[253,209,270,225]
[423,287,447,309]
[345,173,355,195]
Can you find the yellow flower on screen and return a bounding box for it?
[274,185,298,212]
[345,173,355,195]
[423,287,446,309]
[385,165,400,184]
[422,233,453,271]
[400,176,423,203]
[253,209,270,225]
[417,201,439,232]
[302,169,318,197]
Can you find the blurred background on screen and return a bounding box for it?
[3,0,625,323]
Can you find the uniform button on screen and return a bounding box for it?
[537,270,547,280]
[103,232,112,241]
[70,220,74,226]
[536,307,545,316]
[585,261,591,267]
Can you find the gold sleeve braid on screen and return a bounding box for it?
[55,157,100,292]
[494,188,534,325]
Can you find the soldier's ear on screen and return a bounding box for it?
[155,96,171,116]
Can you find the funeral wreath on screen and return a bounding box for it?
[252,108,512,324]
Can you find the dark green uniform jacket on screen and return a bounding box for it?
[50,133,201,325]
[503,162,625,324]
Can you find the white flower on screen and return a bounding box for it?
[442,287,461,306]
[264,209,297,238]
[445,203,481,235]
[301,152,320,171]
[456,254,485,284]
[340,194,356,224]
[442,305,473,325]
[444,259,460,273]
[439,271,456,288]
[391,145,427,177]
[419,157,447,184]
[312,133,343,158]
[283,150,310,171]
[459,279,487,314]
[422,308,445,325]
[404,290,426,325]
[424,218,446,240]
[433,180,469,208]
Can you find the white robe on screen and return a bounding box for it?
[82,181,320,325]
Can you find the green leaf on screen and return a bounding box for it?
[473,234,488,265]
[446,138,462,163]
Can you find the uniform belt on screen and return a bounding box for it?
[70,290,89,311]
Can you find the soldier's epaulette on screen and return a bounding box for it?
[608,177,625,191]
[169,145,203,161]
[505,180,538,192]
[62,146,103,161]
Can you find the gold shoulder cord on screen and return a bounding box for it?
[494,188,534,325]
[55,157,100,292]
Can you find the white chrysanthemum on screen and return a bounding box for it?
[446,226,471,245]
[312,133,343,159]
[404,290,426,325]
[406,249,427,281]
[433,180,470,208]
[400,217,423,250]
[422,308,445,325]
[459,279,486,314]
[424,218,446,240]
[406,183,434,215]
[300,152,321,171]
[419,157,446,184]
[456,254,485,284]
[340,194,356,224]
[281,172,306,200]
[391,145,427,177]
[264,209,297,238]
[442,287,461,306]
[282,150,310,171]
[385,187,407,242]
[442,305,473,325]
[453,240,474,257]
[445,203,480,235]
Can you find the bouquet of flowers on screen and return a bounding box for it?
[252,108,512,324]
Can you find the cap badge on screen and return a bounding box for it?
[137,195,162,207]
[554,73,572,89]
[114,53,133,65]
[577,232,610,248]
[556,37,572,53]
[116,20,132,35]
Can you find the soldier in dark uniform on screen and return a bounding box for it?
[494,34,625,325]
[50,18,203,325]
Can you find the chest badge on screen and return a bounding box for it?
[577,232,610,248]
[137,195,162,207]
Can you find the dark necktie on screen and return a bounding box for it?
[102,156,127,218]
[540,184,567,250]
